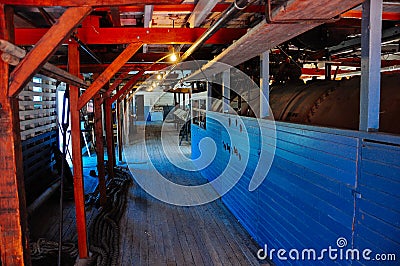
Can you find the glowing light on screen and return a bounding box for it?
[170,53,177,62]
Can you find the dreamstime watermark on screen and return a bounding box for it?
[257,237,397,262]
[123,60,276,206]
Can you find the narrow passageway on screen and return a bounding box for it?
[119,121,264,265]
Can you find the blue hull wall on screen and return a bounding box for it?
[191,112,400,265]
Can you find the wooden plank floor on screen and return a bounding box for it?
[120,122,265,266]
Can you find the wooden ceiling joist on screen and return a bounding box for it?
[110,69,144,103]
[105,69,131,98]
[0,0,182,7]
[187,0,219,28]
[77,42,142,110]
[15,27,247,46]
[8,6,91,97]
[192,0,365,77]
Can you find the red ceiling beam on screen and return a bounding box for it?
[15,27,248,46]
[95,4,265,13]
[110,70,144,103]
[8,6,92,97]
[77,42,142,110]
[104,69,131,98]
[0,0,182,7]
[58,62,168,73]
[341,10,400,20]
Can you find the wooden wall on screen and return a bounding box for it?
[192,112,400,265]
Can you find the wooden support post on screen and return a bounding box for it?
[68,41,89,258]
[105,98,115,178]
[222,69,230,113]
[260,51,270,118]
[8,6,91,97]
[359,0,383,131]
[94,94,107,206]
[0,5,30,265]
[117,99,123,162]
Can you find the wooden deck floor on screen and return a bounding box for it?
[120,122,265,266]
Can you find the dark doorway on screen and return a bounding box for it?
[135,95,144,121]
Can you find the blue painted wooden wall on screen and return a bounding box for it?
[192,112,400,265]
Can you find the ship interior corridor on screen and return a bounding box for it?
[119,121,264,266]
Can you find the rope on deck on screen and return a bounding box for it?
[87,166,132,266]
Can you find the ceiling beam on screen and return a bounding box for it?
[187,0,219,28]
[342,10,400,20]
[58,62,169,73]
[144,5,153,28]
[95,4,265,13]
[0,0,182,7]
[104,69,131,98]
[77,42,142,110]
[110,69,144,103]
[41,62,88,88]
[190,0,364,78]
[15,27,247,46]
[8,6,92,97]
[110,7,121,27]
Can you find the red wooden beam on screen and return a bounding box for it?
[58,62,168,74]
[0,0,182,7]
[95,4,265,13]
[104,98,115,178]
[8,6,91,97]
[68,41,89,259]
[0,5,30,266]
[77,42,142,110]
[15,27,248,46]
[94,93,107,207]
[105,69,131,98]
[110,70,144,103]
[342,10,400,21]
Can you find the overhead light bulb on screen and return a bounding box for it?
[170,53,177,62]
[157,73,162,80]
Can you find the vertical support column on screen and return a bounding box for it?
[359,0,383,132]
[94,94,107,206]
[117,99,123,162]
[68,41,89,258]
[260,51,270,118]
[206,82,212,111]
[0,5,30,265]
[222,69,230,113]
[105,98,115,178]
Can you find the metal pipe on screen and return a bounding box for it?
[71,34,103,64]
[180,0,250,62]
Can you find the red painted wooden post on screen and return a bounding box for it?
[94,93,107,206]
[105,98,115,178]
[68,41,89,258]
[0,5,31,265]
[117,99,123,162]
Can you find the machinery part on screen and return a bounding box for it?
[269,73,400,134]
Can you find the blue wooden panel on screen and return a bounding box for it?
[355,141,400,264]
[192,113,400,266]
